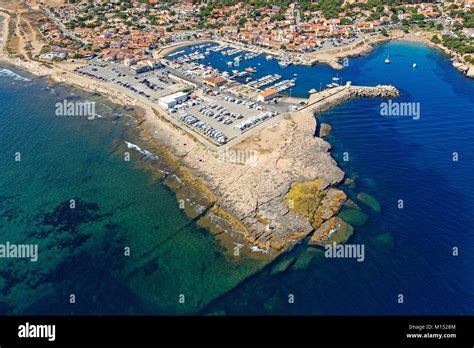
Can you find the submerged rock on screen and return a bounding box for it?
[338,206,369,227]
[292,247,321,271]
[343,177,357,189]
[372,232,395,250]
[270,257,296,275]
[357,192,381,213]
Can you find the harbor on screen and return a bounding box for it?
[165,42,350,98]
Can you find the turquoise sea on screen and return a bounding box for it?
[1,41,473,315]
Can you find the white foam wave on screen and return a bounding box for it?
[0,68,30,81]
[250,246,271,254]
[125,141,158,160]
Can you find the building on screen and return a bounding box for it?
[130,61,151,74]
[39,50,68,60]
[147,58,163,69]
[158,92,189,109]
[203,76,227,87]
[257,88,278,102]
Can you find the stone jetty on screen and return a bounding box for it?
[305,84,400,117]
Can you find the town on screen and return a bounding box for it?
[8,0,473,147]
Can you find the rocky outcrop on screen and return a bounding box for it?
[141,85,398,252]
[284,179,347,229]
[319,123,332,138]
[309,216,354,246]
[467,66,474,79]
[452,60,469,74]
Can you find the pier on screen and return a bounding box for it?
[303,84,399,116]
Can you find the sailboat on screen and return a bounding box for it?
[385,54,391,64]
[412,63,417,68]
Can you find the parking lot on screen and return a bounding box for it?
[74,60,187,101]
[170,90,280,145]
[73,59,291,148]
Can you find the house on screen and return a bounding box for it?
[257,88,278,102]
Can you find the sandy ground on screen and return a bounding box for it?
[307,34,389,69]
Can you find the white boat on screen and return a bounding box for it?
[278,60,292,68]
[266,55,273,60]
[412,63,417,68]
[227,61,233,67]
[309,88,317,93]
[385,55,391,64]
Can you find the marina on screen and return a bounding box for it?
[164,42,344,98]
[248,74,282,89]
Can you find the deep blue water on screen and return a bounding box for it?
[190,42,474,315]
[1,41,473,315]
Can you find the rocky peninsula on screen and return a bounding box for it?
[0,7,401,255]
[145,84,399,252]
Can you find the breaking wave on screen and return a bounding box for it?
[124,141,159,160]
[0,68,30,81]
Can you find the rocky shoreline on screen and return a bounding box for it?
[0,8,401,254]
[0,55,400,254]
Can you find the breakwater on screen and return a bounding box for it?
[306,85,400,117]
